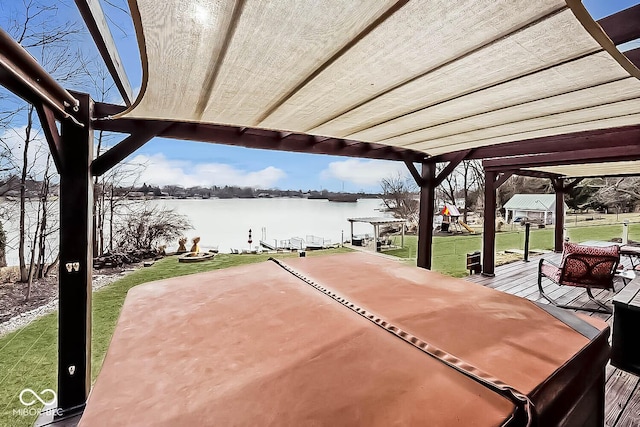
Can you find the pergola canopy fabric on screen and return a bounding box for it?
[122,0,640,168]
[529,160,640,178]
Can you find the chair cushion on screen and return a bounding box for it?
[562,242,620,259]
[560,242,619,289]
[541,263,561,282]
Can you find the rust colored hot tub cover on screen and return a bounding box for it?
[80,252,609,426]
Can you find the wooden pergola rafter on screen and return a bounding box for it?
[432,124,640,163]
[92,101,428,175]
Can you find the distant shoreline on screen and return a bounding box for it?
[119,194,383,201]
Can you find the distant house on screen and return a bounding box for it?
[454,198,466,210]
[503,194,566,225]
[126,191,145,199]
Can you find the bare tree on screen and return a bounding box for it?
[438,164,458,207]
[436,160,483,222]
[114,204,192,251]
[18,105,34,281]
[35,153,56,279]
[24,158,43,300]
[0,221,7,268]
[592,177,640,217]
[1,0,88,281]
[379,173,419,226]
[80,59,119,257]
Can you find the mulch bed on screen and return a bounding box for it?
[0,249,164,325]
[0,265,129,324]
[0,274,58,323]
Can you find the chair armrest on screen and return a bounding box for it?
[539,257,561,269]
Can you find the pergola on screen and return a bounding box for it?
[347,217,407,249]
[0,0,639,418]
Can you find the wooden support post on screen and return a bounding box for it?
[417,163,435,269]
[482,171,497,276]
[554,179,566,252]
[57,92,93,416]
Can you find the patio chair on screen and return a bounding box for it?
[538,242,620,313]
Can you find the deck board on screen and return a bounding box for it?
[467,254,640,427]
[616,381,640,427]
[604,370,639,426]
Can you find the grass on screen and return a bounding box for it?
[386,221,640,277]
[1,220,637,426]
[0,247,350,427]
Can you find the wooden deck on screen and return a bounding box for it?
[467,253,640,427]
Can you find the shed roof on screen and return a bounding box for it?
[503,194,565,211]
[118,0,640,168]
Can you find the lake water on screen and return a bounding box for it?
[152,198,389,252]
[2,198,391,265]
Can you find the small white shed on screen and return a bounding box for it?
[503,194,567,225]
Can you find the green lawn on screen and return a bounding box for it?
[386,222,640,277]
[1,221,636,426]
[0,248,350,427]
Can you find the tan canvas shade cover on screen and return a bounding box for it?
[122,0,640,163]
[530,160,640,177]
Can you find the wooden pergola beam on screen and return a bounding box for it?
[74,0,133,105]
[567,178,584,191]
[482,145,640,171]
[0,28,78,120]
[480,170,513,276]
[417,162,436,269]
[57,91,93,416]
[598,4,640,45]
[549,178,582,252]
[430,125,640,163]
[482,170,498,276]
[92,103,428,163]
[35,103,64,173]
[625,46,640,68]
[550,177,584,193]
[434,149,471,187]
[404,160,424,187]
[91,123,172,176]
[510,169,563,179]
[493,171,513,189]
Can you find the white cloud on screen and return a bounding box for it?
[0,125,53,180]
[122,153,286,188]
[321,159,409,186]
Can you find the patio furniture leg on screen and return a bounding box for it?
[537,259,556,305]
[550,289,612,314]
[538,265,612,313]
[538,276,561,307]
[585,288,612,314]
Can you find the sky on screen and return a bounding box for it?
[1,0,639,191]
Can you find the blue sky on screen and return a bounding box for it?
[2,0,639,191]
